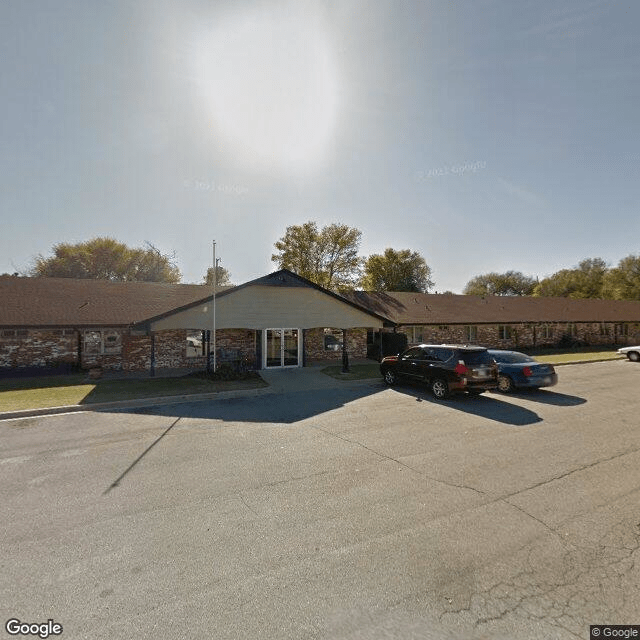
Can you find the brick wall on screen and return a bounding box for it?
[0,329,77,368]
[214,329,258,369]
[0,327,260,374]
[3,321,639,374]
[304,327,367,363]
[126,329,257,372]
[400,322,640,350]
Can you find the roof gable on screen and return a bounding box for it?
[139,269,389,327]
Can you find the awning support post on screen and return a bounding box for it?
[341,329,350,373]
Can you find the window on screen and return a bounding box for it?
[401,347,426,360]
[566,323,578,337]
[600,323,610,336]
[1,329,16,338]
[438,325,449,331]
[186,331,203,358]
[323,328,343,351]
[465,325,477,342]
[84,330,122,355]
[615,323,629,336]
[498,325,512,340]
[406,326,425,344]
[432,347,454,362]
[540,325,553,339]
[103,331,122,354]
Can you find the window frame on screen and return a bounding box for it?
[83,330,122,355]
[498,325,512,340]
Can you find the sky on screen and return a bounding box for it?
[1,0,639,292]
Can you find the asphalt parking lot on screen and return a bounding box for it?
[2,360,639,640]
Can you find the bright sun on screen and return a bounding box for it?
[192,7,338,173]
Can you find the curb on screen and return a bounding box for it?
[0,385,273,422]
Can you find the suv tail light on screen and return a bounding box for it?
[454,361,468,375]
[522,366,533,377]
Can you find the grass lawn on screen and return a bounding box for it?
[0,373,267,413]
[533,349,623,364]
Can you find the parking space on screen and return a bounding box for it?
[1,360,639,640]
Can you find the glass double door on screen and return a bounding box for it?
[265,329,300,368]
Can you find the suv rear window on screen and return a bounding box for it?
[492,352,535,364]
[431,348,454,362]
[460,350,493,365]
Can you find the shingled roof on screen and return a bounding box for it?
[3,275,640,329]
[343,291,640,325]
[0,275,211,327]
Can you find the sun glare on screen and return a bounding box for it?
[192,7,338,173]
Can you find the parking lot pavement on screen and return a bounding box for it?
[1,360,639,640]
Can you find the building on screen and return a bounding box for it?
[2,271,639,376]
[0,271,387,374]
[346,290,640,350]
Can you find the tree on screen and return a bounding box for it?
[533,258,607,298]
[361,248,434,292]
[602,255,640,300]
[204,265,232,287]
[463,271,537,296]
[31,237,181,283]
[271,221,362,291]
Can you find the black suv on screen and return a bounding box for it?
[380,344,498,399]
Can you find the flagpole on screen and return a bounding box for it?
[212,240,217,372]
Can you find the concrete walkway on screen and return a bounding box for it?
[0,363,379,421]
[258,364,365,393]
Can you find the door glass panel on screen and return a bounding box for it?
[266,329,282,367]
[283,329,298,366]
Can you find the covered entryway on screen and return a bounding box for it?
[264,328,301,368]
[140,270,388,372]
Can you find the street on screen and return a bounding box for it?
[2,360,639,640]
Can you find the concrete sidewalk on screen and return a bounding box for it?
[0,364,380,421]
[257,364,370,393]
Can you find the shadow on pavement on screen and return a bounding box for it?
[388,384,543,426]
[109,383,385,425]
[493,388,587,406]
[107,379,546,427]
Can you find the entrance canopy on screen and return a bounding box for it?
[140,270,387,332]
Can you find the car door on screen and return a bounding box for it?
[398,347,427,379]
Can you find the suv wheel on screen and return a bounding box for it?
[628,351,640,362]
[430,378,449,399]
[497,375,514,393]
[383,369,397,385]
